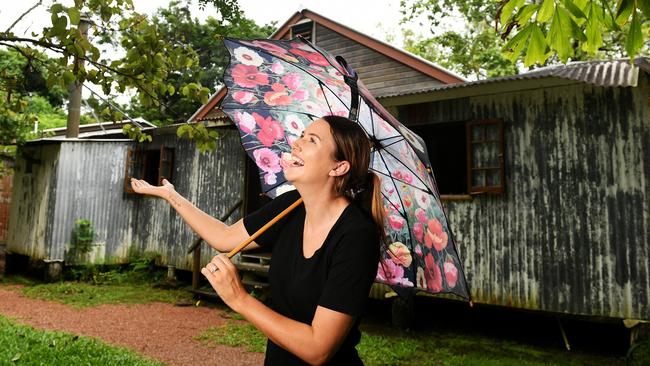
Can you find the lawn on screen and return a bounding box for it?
[194,317,625,366]
[0,315,162,365]
[0,269,629,365]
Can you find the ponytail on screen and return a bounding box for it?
[353,171,386,243]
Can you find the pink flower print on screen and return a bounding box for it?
[231,64,269,88]
[414,190,430,208]
[424,218,448,251]
[292,89,308,101]
[444,260,458,288]
[301,100,324,116]
[234,111,255,134]
[264,172,277,185]
[286,134,297,146]
[403,196,412,208]
[251,40,288,56]
[270,62,285,74]
[403,172,413,184]
[388,201,401,212]
[413,222,424,242]
[328,67,343,79]
[253,148,281,174]
[253,113,284,147]
[388,242,412,267]
[392,170,404,181]
[284,114,304,136]
[305,52,329,67]
[382,182,395,196]
[281,73,302,90]
[424,254,443,292]
[233,90,256,104]
[415,208,427,223]
[414,244,423,257]
[387,214,404,231]
[264,83,293,106]
[377,260,413,287]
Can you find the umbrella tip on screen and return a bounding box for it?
[369,136,382,150]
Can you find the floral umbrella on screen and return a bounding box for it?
[219,37,470,300]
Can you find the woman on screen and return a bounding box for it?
[131,115,384,365]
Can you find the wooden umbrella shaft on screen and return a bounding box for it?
[226,197,304,258]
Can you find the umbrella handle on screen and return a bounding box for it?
[226,197,304,258]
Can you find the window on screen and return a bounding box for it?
[399,103,506,196]
[409,122,468,195]
[290,20,314,41]
[124,147,174,193]
[466,120,504,194]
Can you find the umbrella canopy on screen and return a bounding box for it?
[219,37,470,300]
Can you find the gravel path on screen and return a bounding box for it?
[0,286,264,365]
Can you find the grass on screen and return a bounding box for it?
[192,319,624,366]
[0,315,162,365]
[195,319,268,353]
[1,267,194,308]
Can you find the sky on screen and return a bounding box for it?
[0,0,411,46]
[0,0,422,111]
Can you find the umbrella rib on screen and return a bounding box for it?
[225,39,353,113]
[370,165,430,194]
[318,81,335,115]
[379,148,434,195]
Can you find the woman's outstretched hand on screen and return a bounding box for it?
[130,178,175,200]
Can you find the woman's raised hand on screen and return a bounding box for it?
[130,178,175,200]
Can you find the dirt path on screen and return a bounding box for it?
[0,286,264,365]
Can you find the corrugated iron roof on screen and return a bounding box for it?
[379,57,650,99]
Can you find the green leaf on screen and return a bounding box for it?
[515,4,539,25]
[67,7,81,25]
[537,0,556,23]
[62,70,75,85]
[547,7,573,62]
[503,23,533,61]
[167,85,175,95]
[563,0,586,20]
[583,7,603,54]
[615,0,634,26]
[640,0,650,19]
[524,24,550,67]
[51,3,64,14]
[626,10,643,60]
[500,0,525,27]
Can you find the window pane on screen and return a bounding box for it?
[472,125,484,141]
[486,124,499,140]
[471,170,485,187]
[487,169,500,186]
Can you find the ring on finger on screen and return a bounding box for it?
[209,263,218,273]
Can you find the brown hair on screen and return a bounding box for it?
[322,115,386,241]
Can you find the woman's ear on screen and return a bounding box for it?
[329,161,350,177]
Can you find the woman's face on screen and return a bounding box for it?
[281,118,340,185]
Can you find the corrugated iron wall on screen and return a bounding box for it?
[418,76,649,320]
[7,144,60,259]
[8,128,246,270]
[131,130,246,269]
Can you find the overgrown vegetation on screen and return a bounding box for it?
[66,219,95,260]
[3,250,194,308]
[0,315,162,365]
[193,320,624,365]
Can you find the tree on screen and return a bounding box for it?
[400,0,519,79]
[400,0,649,77]
[126,0,275,125]
[0,0,243,149]
[498,0,649,66]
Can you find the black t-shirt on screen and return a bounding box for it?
[243,189,379,365]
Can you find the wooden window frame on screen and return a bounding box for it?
[123,146,174,193]
[466,119,505,194]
